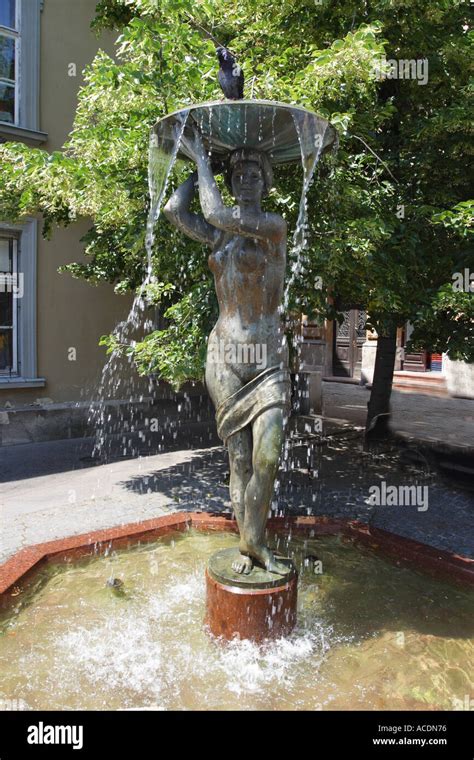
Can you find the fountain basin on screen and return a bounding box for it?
[1,513,473,602]
[1,520,473,711]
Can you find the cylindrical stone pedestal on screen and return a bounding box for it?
[205,547,298,642]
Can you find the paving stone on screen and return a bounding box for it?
[1,428,472,565]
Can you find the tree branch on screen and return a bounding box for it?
[183,12,235,54]
[351,133,398,183]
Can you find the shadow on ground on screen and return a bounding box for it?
[118,430,474,559]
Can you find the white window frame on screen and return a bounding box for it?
[11,237,18,372]
[0,218,45,388]
[0,235,18,374]
[0,1,19,125]
[0,0,44,142]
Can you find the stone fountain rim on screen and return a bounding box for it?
[153,98,337,122]
[1,513,473,609]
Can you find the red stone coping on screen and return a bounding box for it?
[1,512,473,605]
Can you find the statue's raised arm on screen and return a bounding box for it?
[163,169,219,248]
[179,126,286,244]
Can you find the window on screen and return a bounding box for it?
[0,0,17,124]
[0,219,44,387]
[0,235,18,374]
[0,0,15,27]
[0,0,43,139]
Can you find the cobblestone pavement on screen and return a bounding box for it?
[323,382,474,451]
[1,424,472,565]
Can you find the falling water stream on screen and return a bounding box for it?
[88,112,189,461]
[283,112,329,309]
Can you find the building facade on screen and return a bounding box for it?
[297,309,474,415]
[1,1,470,443]
[0,0,135,430]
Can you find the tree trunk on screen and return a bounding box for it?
[365,330,397,440]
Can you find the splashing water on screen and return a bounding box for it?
[1,530,472,711]
[89,112,189,461]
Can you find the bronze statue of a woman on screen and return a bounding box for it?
[164,127,290,576]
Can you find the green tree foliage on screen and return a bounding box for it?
[0,0,471,388]
[408,201,474,361]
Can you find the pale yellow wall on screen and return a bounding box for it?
[40,0,116,152]
[4,0,143,405]
[35,221,137,405]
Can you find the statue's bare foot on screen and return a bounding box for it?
[241,543,288,575]
[231,553,253,575]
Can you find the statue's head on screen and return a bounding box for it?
[226,148,274,202]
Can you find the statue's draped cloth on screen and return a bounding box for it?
[215,366,291,444]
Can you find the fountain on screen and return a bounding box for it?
[1,56,474,714]
[150,99,337,640]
